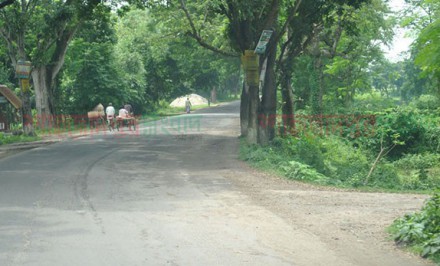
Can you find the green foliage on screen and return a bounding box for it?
[422,123,440,153]
[352,92,399,112]
[60,38,124,114]
[364,107,426,158]
[240,140,329,184]
[391,191,440,262]
[278,161,330,184]
[242,132,403,189]
[395,153,440,170]
[415,14,440,78]
[394,153,440,190]
[320,135,371,185]
[0,132,40,145]
[273,136,328,174]
[111,8,239,113]
[414,95,440,110]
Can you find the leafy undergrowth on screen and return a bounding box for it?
[0,132,40,145]
[389,191,440,263]
[240,135,440,192]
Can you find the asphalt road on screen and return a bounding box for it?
[0,101,432,266]
[0,101,289,265]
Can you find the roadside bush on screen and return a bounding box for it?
[271,136,328,174]
[352,92,399,112]
[414,95,440,111]
[394,153,440,170]
[292,138,328,174]
[391,191,440,263]
[278,160,330,184]
[368,162,400,189]
[244,134,401,188]
[394,153,440,190]
[363,107,425,159]
[0,132,40,145]
[422,125,440,153]
[321,136,370,184]
[241,140,330,184]
[242,110,438,191]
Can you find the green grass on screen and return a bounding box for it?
[0,132,41,145]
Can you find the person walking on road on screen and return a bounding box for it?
[106,103,116,130]
[185,97,192,114]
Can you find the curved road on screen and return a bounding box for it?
[0,101,432,265]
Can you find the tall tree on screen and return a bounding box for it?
[0,0,102,129]
[399,0,440,98]
[278,0,375,131]
[177,0,297,144]
[412,0,440,95]
[59,8,124,116]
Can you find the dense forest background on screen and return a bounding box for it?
[0,0,438,178]
[0,0,439,186]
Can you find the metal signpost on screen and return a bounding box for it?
[254,30,274,54]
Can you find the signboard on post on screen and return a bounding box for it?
[241,50,259,71]
[254,30,274,54]
[16,60,32,79]
[241,50,260,86]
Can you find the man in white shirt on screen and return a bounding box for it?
[106,103,115,121]
[105,103,116,130]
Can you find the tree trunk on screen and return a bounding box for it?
[240,81,249,138]
[31,24,78,129]
[211,87,217,103]
[257,0,279,145]
[258,43,277,145]
[20,89,35,136]
[247,83,259,144]
[312,56,324,115]
[281,73,295,134]
[32,66,53,129]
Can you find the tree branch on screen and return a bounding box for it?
[179,0,238,57]
[275,0,303,44]
[49,24,79,81]
[0,0,14,9]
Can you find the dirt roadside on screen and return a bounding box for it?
[192,102,433,265]
[221,164,432,265]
